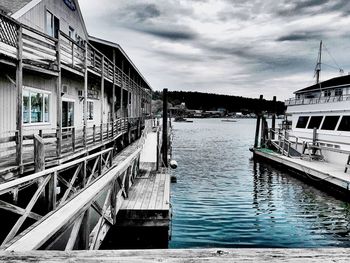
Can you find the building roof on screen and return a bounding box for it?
[89,35,152,91]
[0,0,32,15]
[295,74,350,94]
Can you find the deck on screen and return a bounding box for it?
[0,248,349,262]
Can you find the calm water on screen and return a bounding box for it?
[169,118,350,248]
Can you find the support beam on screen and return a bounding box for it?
[15,25,23,171]
[56,31,62,157]
[120,61,124,118]
[162,88,168,167]
[83,42,88,147]
[100,56,105,142]
[112,50,116,135]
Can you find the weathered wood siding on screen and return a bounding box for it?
[0,75,16,136]
[17,0,88,40]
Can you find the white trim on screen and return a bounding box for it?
[23,86,51,125]
[62,97,75,103]
[23,86,51,94]
[11,0,42,19]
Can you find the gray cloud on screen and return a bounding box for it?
[80,0,350,99]
[277,32,323,42]
[136,26,197,40]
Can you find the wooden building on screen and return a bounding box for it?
[0,0,152,177]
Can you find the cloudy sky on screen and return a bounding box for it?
[79,0,350,100]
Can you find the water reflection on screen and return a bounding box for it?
[170,118,350,248]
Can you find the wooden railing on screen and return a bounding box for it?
[0,117,141,174]
[0,143,142,250]
[0,12,152,100]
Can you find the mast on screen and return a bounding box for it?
[315,40,322,84]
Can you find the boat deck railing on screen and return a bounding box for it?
[285,94,350,106]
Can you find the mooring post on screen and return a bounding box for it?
[156,128,160,171]
[162,88,168,167]
[34,134,45,173]
[260,114,266,148]
[254,95,263,148]
[271,96,276,140]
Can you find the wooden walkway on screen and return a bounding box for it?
[3,140,143,251]
[1,248,350,262]
[116,129,170,227]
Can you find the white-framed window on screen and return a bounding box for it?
[335,88,343,97]
[69,26,75,39]
[46,9,59,38]
[23,87,51,124]
[324,89,331,97]
[87,100,94,121]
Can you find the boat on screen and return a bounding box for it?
[174,116,193,123]
[252,41,350,198]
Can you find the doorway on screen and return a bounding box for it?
[62,100,74,127]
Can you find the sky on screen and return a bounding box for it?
[79,0,350,100]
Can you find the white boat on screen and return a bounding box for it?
[253,42,350,197]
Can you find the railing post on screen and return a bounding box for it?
[254,95,263,148]
[107,122,110,140]
[72,127,76,152]
[83,42,88,148]
[56,31,62,157]
[162,88,168,167]
[71,41,74,67]
[100,124,103,142]
[156,128,159,171]
[93,124,96,143]
[15,25,23,172]
[34,134,45,172]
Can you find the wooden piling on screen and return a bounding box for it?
[15,25,23,171]
[34,135,45,173]
[271,96,276,140]
[254,95,263,148]
[162,89,168,167]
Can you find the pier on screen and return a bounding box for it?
[1,248,350,262]
[0,3,171,251]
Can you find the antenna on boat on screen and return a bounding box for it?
[314,40,322,84]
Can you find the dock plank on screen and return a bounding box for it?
[148,174,161,210]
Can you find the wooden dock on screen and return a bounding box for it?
[254,148,350,196]
[1,248,350,262]
[101,128,171,249]
[117,164,170,227]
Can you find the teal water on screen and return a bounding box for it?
[169,118,350,248]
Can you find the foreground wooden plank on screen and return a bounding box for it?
[0,248,350,262]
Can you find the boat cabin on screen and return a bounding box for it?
[284,75,350,165]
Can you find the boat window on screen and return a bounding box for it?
[296,116,309,128]
[321,116,340,130]
[335,88,343,97]
[324,90,331,97]
[338,116,350,131]
[307,116,323,129]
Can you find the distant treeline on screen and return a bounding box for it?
[153,91,286,114]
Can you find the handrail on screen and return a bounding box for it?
[0,147,113,195]
[285,94,350,106]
